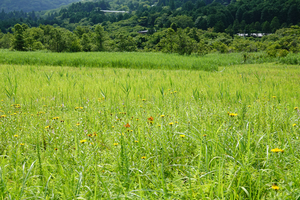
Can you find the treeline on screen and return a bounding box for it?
[1,23,300,57]
[0,10,61,33]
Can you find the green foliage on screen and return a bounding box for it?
[115,34,137,52]
[2,22,300,57]
[94,25,106,51]
[11,24,26,51]
[80,33,92,52]
[0,33,13,49]
[169,15,194,29]
[230,37,262,52]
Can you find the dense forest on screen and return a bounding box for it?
[0,0,300,55]
[1,0,300,34]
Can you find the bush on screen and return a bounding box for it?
[277,49,289,57]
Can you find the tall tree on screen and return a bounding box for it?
[81,33,91,52]
[12,23,26,51]
[169,0,175,10]
[94,25,105,51]
[270,17,280,33]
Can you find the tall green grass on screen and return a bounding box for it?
[0,63,300,199]
[0,50,248,71]
[278,53,300,65]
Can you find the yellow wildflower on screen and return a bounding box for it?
[272,185,279,190]
[113,143,118,146]
[179,134,185,138]
[14,135,18,138]
[293,124,296,127]
[271,148,284,153]
[141,156,146,159]
[80,139,87,143]
[229,113,238,117]
[20,143,25,146]
[169,122,174,126]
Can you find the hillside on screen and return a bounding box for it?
[0,0,82,12]
[1,0,299,34]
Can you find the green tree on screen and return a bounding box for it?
[195,17,207,30]
[94,25,105,51]
[0,33,13,49]
[262,21,271,33]
[49,28,66,52]
[169,15,194,29]
[169,0,175,10]
[225,25,234,37]
[254,22,261,32]
[116,34,136,52]
[64,31,82,52]
[12,24,26,51]
[232,19,240,33]
[176,29,196,55]
[23,27,44,51]
[270,17,280,33]
[170,23,178,32]
[214,21,225,33]
[288,4,299,25]
[157,28,178,53]
[74,26,88,39]
[81,33,92,52]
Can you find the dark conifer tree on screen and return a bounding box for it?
[12,23,26,51]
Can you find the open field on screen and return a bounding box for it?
[0,53,300,199]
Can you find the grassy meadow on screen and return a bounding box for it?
[0,52,300,199]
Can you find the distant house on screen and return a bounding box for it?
[100,10,129,13]
[237,33,271,37]
[138,30,148,34]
